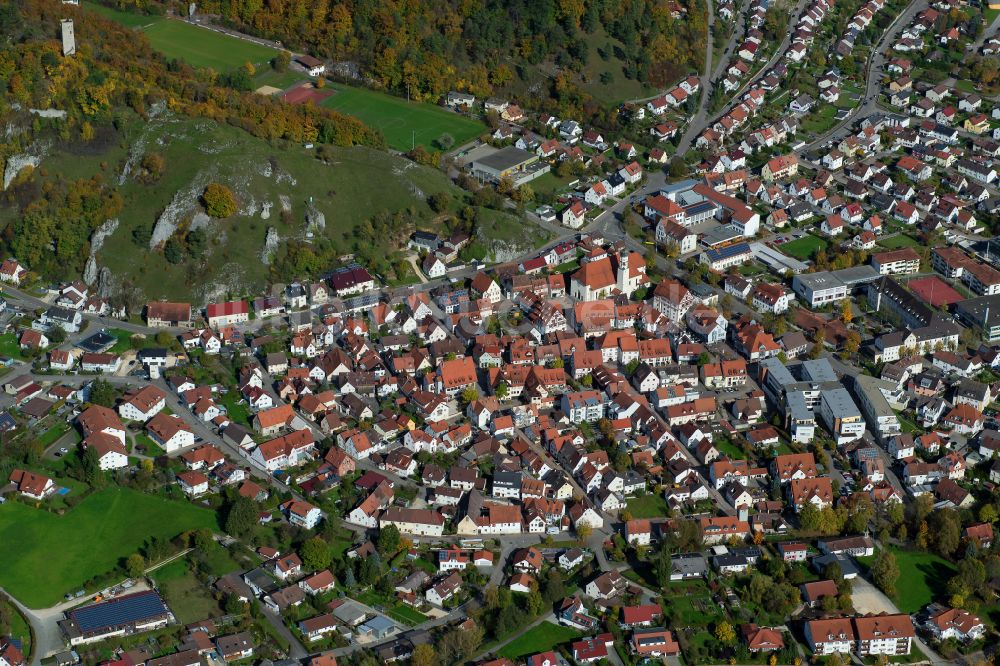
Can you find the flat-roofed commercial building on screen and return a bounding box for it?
[466,146,549,186]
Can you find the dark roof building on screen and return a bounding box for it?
[60,590,173,646]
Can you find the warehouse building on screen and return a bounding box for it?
[466,146,549,186]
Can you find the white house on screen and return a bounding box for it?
[117,385,166,422]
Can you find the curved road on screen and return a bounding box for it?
[678,0,811,154]
[802,0,928,152]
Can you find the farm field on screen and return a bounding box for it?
[84,3,276,72]
[498,621,582,659]
[779,234,828,261]
[0,488,218,607]
[321,84,485,151]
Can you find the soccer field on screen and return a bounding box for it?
[0,488,218,608]
[85,3,276,72]
[321,84,485,151]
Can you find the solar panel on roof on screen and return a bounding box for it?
[706,243,751,261]
[69,591,168,633]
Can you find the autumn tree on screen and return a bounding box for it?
[871,548,899,596]
[715,620,736,644]
[202,183,238,218]
[840,299,853,324]
[126,553,146,578]
[138,152,166,185]
[929,509,962,557]
[273,50,291,72]
[411,644,436,666]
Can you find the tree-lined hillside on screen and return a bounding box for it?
[94,0,708,110]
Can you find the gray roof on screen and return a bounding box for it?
[822,387,862,419]
[670,552,708,575]
[472,146,536,172]
[853,374,896,418]
[801,358,838,383]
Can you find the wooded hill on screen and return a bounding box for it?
[94,0,709,113]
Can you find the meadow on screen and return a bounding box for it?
[0,488,218,607]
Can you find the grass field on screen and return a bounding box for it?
[39,422,71,447]
[0,488,219,607]
[85,3,276,72]
[151,557,224,623]
[579,26,658,103]
[856,548,956,613]
[801,104,840,134]
[779,235,829,261]
[354,590,428,626]
[877,234,921,250]
[218,392,251,427]
[0,332,24,359]
[626,493,669,519]
[108,328,136,353]
[498,621,581,659]
[321,84,485,151]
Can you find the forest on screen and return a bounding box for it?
[93,0,709,112]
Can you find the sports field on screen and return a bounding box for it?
[321,84,485,151]
[907,276,963,307]
[0,488,219,608]
[85,3,276,72]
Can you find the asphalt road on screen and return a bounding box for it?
[681,0,811,152]
[802,0,928,152]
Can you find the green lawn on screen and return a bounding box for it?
[353,590,428,626]
[530,171,578,198]
[321,83,485,151]
[218,391,251,427]
[86,3,277,72]
[715,437,746,460]
[626,493,669,519]
[669,594,722,626]
[0,332,24,359]
[497,621,582,659]
[877,234,921,250]
[252,69,308,91]
[39,422,71,447]
[801,103,840,134]
[84,1,163,28]
[108,328,137,353]
[133,432,166,457]
[856,548,957,613]
[779,235,829,261]
[0,488,219,607]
